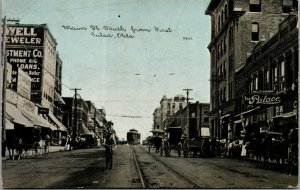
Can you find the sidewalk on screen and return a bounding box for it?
[2,145,66,161]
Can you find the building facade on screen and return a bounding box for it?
[153,107,162,130]
[159,95,186,131]
[4,23,68,148]
[168,102,210,139]
[234,14,298,140]
[205,0,298,140]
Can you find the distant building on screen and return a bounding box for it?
[62,97,89,138]
[159,95,186,131]
[153,107,162,130]
[168,102,210,139]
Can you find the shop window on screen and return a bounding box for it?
[251,23,259,41]
[250,0,261,12]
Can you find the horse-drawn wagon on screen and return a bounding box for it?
[182,136,216,158]
[161,127,183,157]
[148,129,164,154]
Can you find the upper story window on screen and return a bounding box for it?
[225,4,228,19]
[282,0,294,13]
[250,0,261,12]
[221,10,224,25]
[251,23,259,41]
[218,15,221,32]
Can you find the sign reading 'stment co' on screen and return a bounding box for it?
[244,94,281,105]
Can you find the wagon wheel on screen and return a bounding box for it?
[183,140,189,158]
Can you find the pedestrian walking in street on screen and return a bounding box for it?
[44,134,50,153]
[16,137,23,160]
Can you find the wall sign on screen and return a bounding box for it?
[244,94,281,105]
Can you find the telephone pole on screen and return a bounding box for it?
[71,88,81,140]
[1,16,7,156]
[2,18,21,156]
[183,89,193,138]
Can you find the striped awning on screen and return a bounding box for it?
[6,102,32,127]
[48,112,68,131]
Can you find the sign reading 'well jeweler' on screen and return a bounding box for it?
[244,94,281,105]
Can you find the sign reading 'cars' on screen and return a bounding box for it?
[244,94,281,105]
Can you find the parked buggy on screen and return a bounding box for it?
[182,137,216,158]
[148,135,163,153]
[161,127,183,157]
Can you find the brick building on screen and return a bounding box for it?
[205,0,298,140]
[234,14,298,140]
[168,102,210,139]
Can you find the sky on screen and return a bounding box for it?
[3,0,211,141]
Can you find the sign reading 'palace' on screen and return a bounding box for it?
[244,94,281,105]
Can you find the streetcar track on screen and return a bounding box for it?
[131,145,146,188]
[133,145,203,188]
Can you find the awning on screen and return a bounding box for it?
[54,91,65,104]
[272,112,296,119]
[6,102,32,127]
[235,106,260,117]
[80,123,91,134]
[21,109,56,130]
[150,129,165,133]
[6,118,14,130]
[48,112,68,131]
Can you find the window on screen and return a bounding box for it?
[251,23,259,41]
[272,66,278,91]
[223,62,226,78]
[250,0,261,12]
[224,36,227,52]
[221,10,224,25]
[172,103,175,109]
[225,4,228,19]
[218,15,221,31]
[255,76,258,90]
[179,103,183,109]
[282,0,294,13]
[279,61,285,91]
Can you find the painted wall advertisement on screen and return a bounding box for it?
[17,67,31,100]
[7,48,43,102]
[6,25,44,46]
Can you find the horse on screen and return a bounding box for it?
[287,128,298,175]
[6,135,23,160]
[250,135,269,168]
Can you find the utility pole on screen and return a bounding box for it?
[183,89,193,138]
[71,88,81,141]
[1,16,7,157]
[94,109,97,134]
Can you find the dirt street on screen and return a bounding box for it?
[1,145,298,189]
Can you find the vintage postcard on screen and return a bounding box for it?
[1,0,298,188]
